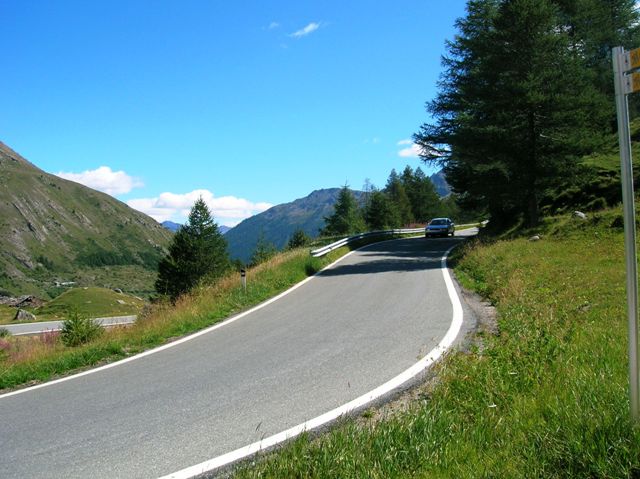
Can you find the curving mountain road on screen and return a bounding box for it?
[0,233,472,479]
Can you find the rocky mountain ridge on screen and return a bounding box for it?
[0,142,172,298]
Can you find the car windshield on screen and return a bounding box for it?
[430,219,447,225]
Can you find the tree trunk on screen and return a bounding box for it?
[526,109,539,227]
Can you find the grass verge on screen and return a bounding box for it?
[233,208,640,478]
[0,305,15,323]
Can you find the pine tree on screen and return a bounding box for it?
[385,170,414,226]
[364,190,398,230]
[250,231,277,266]
[401,166,441,223]
[322,186,365,236]
[155,197,230,300]
[286,228,311,250]
[362,178,374,211]
[414,0,610,226]
[554,0,640,111]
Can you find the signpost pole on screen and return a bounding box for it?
[613,46,640,422]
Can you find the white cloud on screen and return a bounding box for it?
[290,22,321,38]
[268,21,280,30]
[127,189,273,226]
[397,140,425,158]
[56,166,143,196]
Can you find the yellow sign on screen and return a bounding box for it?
[631,72,640,93]
[630,48,640,70]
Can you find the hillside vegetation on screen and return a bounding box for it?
[33,287,145,320]
[0,287,145,324]
[0,142,172,298]
[234,206,640,478]
[540,119,640,216]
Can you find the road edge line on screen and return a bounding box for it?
[158,243,464,479]
[0,250,357,400]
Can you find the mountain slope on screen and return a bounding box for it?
[161,221,181,232]
[0,142,172,298]
[225,188,362,263]
[430,169,451,197]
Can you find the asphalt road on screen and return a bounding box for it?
[3,315,137,336]
[0,233,470,479]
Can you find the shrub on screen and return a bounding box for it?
[0,327,9,338]
[287,229,311,250]
[60,311,103,347]
[36,255,56,271]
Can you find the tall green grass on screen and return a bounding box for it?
[234,209,640,478]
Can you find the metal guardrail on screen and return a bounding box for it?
[310,228,424,257]
[309,222,482,258]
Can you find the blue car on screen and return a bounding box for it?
[425,218,455,238]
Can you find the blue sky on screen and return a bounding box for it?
[2,1,467,226]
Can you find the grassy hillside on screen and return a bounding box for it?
[0,287,145,324]
[0,142,172,298]
[0,305,15,323]
[232,206,639,478]
[33,287,145,320]
[540,119,640,215]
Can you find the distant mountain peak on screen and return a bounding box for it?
[430,170,451,197]
[161,221,181,232]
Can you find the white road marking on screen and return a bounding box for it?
[0,251,356,400]
[158,243,464,479]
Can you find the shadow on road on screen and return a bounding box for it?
[318,236,467,277]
